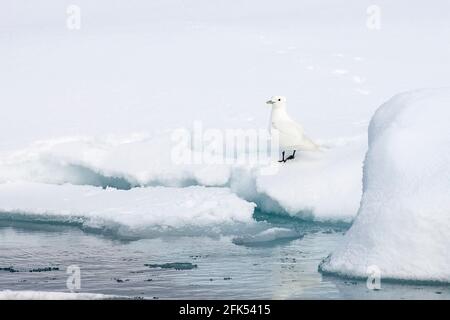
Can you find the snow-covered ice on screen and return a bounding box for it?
[0,182,256,238]
[320,88,450,283]
[0,134,232,188]
[0,134,364,223]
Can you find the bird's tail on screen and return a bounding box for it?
[302,135,323,152]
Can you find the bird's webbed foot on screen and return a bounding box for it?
[284,155,294,161]
[284,150,296,162]
[278,151,286,163]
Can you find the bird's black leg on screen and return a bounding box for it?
[285,150,296,162]
[278,151,285,163]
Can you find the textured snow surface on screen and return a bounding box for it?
[320,89,450,283]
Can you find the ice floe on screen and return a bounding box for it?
[0,182,256,238]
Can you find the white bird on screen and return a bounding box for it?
[266,96,318,162]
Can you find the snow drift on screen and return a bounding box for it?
[0,182,256,238]
[320,88,450,283]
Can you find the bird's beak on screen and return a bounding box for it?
[266,100,274,105]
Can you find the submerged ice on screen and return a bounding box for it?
[232,227,302,246]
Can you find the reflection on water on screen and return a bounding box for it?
[0,219,448,299]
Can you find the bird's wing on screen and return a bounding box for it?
[271,119,304,138]
[297,134,319,150]
[271,120,319,150]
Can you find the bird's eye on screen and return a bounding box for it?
[278,99,281,101]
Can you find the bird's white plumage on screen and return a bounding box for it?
[266,96,318,151]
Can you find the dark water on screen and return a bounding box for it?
[0,214,448,300]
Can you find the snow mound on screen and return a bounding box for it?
[0,290,115,300]
[320,88,450,283]
[0,182,256,238]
